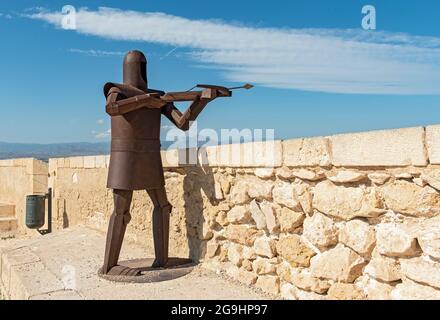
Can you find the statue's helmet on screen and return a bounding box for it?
[123,50,148,91]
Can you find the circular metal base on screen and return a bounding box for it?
[98,258,196,283]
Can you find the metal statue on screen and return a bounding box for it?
[101,50,251,277]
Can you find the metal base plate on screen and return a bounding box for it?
[98,258,196,283]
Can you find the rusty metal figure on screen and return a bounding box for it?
[101,50,251,277]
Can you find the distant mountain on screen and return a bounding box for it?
[0,141,177,161]
[0,142,110,161]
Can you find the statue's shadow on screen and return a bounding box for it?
[98,258,196,284]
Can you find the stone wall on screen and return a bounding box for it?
[3,126,440,299]
[0,158,48,233]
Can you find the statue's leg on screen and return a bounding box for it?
[147,187,172,268]
[102,189,139,276]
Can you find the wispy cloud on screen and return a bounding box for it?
[26,7,440,95]
[68,48,125,57]
[93,129,111,139]
[0,13,13,19]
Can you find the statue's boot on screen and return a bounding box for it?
[147,188,171,268]
[102,190,140,276]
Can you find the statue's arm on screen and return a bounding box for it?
[105,87,166,117]
[161,98,211,132]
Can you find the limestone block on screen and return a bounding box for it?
[376,223,420,258]
[327,170,367,183]
[276,235,316,268]
[252,258,277,275]
[83,156,96,169]
[368,173,392,185]
[400,257,440,290]
[95,156,107,169]
[278,207,305,233]
[292,183,313,214]
[227,206,251,224]
[356,276,394,300]
[381,180,440,217]
[225,225,260,246]
[276,167,294,180]
[310,245,365,283]
[236,269,258,286]
[364,255,401,282]
[260,201,279,234]
[313,181,385,220]
[247,177,274,200]
[421,169,440,191]
[331,127,427,167]
[69,157,84,168]
[241,140,282,168]
[426,125,440,165]
[253,236,277,259]
[291,269,330,294]
[328,283,366,300]
[303,212,338,250]
[255,168,275,179]
[25,158,48,175]
[227,244,244,266]
[276,262,293,283]
[391,279,440,300]
[283,137,331,167]
[272,182,301,210]
[250,200,267,230]
[416,216,440,260]
[229,180,250,205]
[339,219,376,256]
[280,283,297,300]
[255,275,280,295]
[291,169,324,181]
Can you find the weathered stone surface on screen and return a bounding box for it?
[247,177,274,200]
[391,279,440,300]
[276,262,293,283]
[276,167,293,180]
[272,182,301,210]
[215,211,229,227]
[368,173,392,185]
[310,245,365,283]
[364,255,401,282]
[291,269,330,294]
[328,283,366,300]
[229,180,250,205]
[331,127,428,167]
[236,269,258,286]
[421,169,440,191]
[313,181,385,220]
[206,242,220,258]
[278,207,305,233]
[241,259,253,272]
[280,283,297,300]
[250,200,267,230]
[276,235,316,267]
[400,257,440,289]
[356,276,394,300]
[376,223,420,257]
[214,181,224,200]
[227,206,251,224]
[255,168,275,179]
[292,183,313,215]
[253,236,276,259]
[283,137,331,167]
[225,225,259,247]
[339,220,376,256]
[303,212,338,250]
[255,275,280,295]
[260,201,279,234]
[291,169,324,181]
[381,181,440,217]
[252,258,277,275]
[327,170,367,184]
[416,216,440,260]
[426,125,440,165]
[227,244,244,266]
[242,246,257,261]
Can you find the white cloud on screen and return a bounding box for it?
[26,7,440,95]
[94,129,111,139]
[96,119,104,125]
[68,48,125,57]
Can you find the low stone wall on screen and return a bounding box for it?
[0,158,48,233]
[3,125,440,299]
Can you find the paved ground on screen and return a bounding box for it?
[0,226,270,300]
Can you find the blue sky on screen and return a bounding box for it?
[1,0,440,143]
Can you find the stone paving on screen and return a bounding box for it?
[0,226,270,300]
